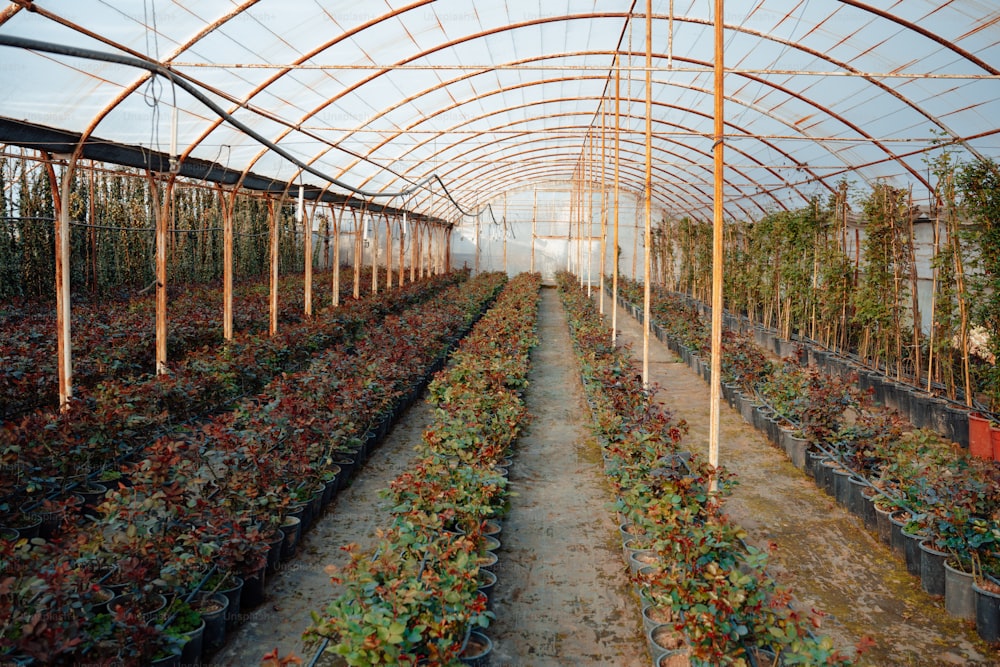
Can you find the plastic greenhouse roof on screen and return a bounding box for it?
[0,1,998,223]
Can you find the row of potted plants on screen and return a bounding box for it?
[559,272,853,666]
[611,280,1000,645]
[0,270,467,520]
[0,271,508,665]
[307,272,541,666]
[0,265,386,420]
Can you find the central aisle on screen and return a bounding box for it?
[488,287,645,666]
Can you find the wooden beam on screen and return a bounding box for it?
[268,197,279,336]
[43,155,73,409]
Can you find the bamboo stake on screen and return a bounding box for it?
[927,203,940,392]
[906,190,922,386]
[948,172,973,405]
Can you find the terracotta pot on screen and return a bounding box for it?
[991,423,1000,462]
[968,412,992,459]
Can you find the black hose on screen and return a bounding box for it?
[0,34,493,220]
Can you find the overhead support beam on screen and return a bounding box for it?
[0,117,452,229]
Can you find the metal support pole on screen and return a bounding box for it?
[642,0,653,386]
[709,0,726,487]
[612,54,621,347]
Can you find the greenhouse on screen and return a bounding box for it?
[1,1,999,665]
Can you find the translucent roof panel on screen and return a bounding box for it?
[0,0,997,222]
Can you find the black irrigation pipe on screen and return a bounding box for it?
[0,35,495,222]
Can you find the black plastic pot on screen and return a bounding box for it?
[919,539,948,597]
[902,527,926,577]
[973,580,1000,642]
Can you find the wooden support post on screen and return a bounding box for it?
[411,216,418,283]
[145,171,173,373]
[332,204,343,307]
[44,155,73,409]
[216,185,235,340]
[708,0,725,486]
[447,227,453,273]
[398,214,405,287]
[531,188,537,273]
[300,185,312,317]
[383,213,392,293]
[642,0,653,386]
[268,196,279,336]
[503,191,508,274]
[353,207,362,299]
[371,210,379,295]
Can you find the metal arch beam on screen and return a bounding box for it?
[8,5,973,212]
[125,7,933,211]
[171,1,441,203]
[838,0,999,76]
[362,80,827,212]
[418,161,682,223]
[380,98,817,205]
[416,146,760,223]
[417,150,706,221]
[287,14,956,196]
[377,105,801,212]
[405,130,767,220]
[326,55,830,196]
[424,165,748,225]
[337,58,930,198]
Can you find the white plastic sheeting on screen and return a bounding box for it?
[0,1,997,223]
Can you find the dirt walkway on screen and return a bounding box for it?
[214,401,435,665]
[220,288,646,666]
[488,287,646,666]
[607,297,995,666]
